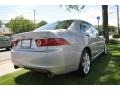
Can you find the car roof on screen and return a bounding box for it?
[57,19,90,24]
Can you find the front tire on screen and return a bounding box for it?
[6,47,10,51]
[78,49,91,77]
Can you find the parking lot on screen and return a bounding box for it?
[0,49,11,61]
[0,49,19,76]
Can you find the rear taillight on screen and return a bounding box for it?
[35,38,70,47]
[11,40,19,47]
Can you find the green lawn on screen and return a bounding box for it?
[0,41,120,85]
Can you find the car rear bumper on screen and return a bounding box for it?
[11,49,69,75]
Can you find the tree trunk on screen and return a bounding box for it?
[102,5,109,43]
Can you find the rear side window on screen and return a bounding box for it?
[80,22,93,36]
[55,20,73,29]
[35,20,74,31]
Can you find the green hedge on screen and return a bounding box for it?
[113,34,120,38]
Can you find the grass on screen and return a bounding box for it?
[0,41,120,85]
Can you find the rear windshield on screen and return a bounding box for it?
[35,20,74,31]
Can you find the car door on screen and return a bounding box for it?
[80,22,98,57]
[0,36,5,48]
[89,24,104,54]
[0,36,10,48]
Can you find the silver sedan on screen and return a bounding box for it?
[11,19,106,77]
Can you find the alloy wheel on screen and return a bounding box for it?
[82,52,90,74]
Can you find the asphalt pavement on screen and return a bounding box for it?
[0,49,11,61]
[0,49,20,76]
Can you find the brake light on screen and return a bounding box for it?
[36,38,70,47]
[11,40,19,47]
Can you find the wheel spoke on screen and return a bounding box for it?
[82,52,90,74]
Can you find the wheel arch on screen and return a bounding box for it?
[77,46,92,76]
[83,47,92,60]
[77,46,92,69]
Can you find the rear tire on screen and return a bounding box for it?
[78,49,91,77]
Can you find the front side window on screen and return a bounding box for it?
[90,24,98,35]
[35,20,74,31]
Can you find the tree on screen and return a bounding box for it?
[102,5,109,43]
[64,5,109,43]
[7,16,35,34]
[96,25,117,34]
[36,20,47,28]
[65,5,85,12]
[0,20,2,27]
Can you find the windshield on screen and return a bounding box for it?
[35,20,74,31]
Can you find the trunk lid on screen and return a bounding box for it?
[12,31,49,51]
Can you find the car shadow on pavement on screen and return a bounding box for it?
[14,53,112,85]
[0,49,10,52]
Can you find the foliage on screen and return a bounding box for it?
[7,16,35,34]
[65,5,85,12]
[96,25,117,34]
[36,20,47,28]
[5,22,9,27]
[109,39,120,44]
[118,29,120,36]
[113,34,120,38]
[0,20,2,27]
[108,26,117,33]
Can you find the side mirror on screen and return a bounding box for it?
[98,31,103,36]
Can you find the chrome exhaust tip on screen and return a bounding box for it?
[14,65,19,69]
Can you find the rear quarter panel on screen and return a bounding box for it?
[48,29,86,71]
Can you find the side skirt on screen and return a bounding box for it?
[92,50,104,61]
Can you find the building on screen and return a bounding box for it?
[0,26,11,36]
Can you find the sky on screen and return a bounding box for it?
[0,5,119,26]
